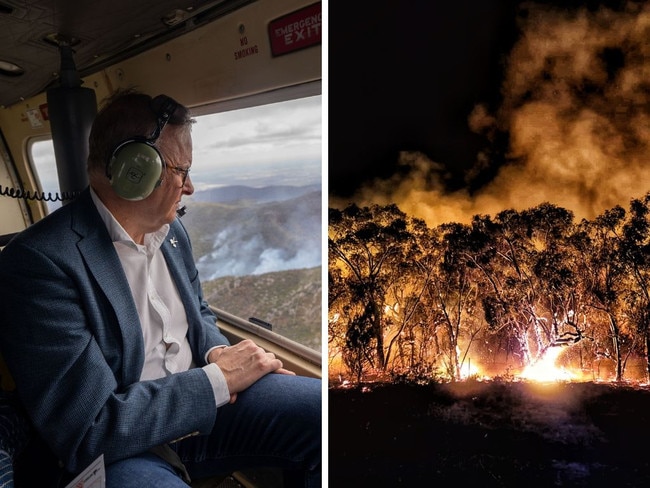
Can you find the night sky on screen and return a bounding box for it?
[327,0,647,226]
[328,1,519,196]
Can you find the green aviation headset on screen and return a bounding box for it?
[105,97,177,201]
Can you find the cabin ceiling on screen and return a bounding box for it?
[0,0,253,108]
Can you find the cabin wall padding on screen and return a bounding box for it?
[46,86,96,201]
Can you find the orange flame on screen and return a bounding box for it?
[519,347,580,382]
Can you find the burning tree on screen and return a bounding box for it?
[382,217,439,380]
[328,204,419,377]
[433,221,484,381]
[574,206,631,381]
[620,194,650,383]
[329,193,650,385]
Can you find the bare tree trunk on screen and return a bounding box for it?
[645,331,650,384]
[609,315,622,382]
[372,301,386,369]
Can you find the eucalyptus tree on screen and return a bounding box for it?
[619,192,650,381]
[524,204,581,353]
[430,221,485,380]
[382,216,439,378]
[465,208,541,367]
[462,203,579,370]
[328,266,358,378]
[328,203,418,374]
[574,206,630,381]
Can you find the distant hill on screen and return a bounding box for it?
[190,184,320,204]
[202,267,321,350]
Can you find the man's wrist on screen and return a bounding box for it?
[205,345,227,365]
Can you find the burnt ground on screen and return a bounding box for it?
[329,380,650,487]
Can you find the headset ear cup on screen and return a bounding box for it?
[108,140,164,200]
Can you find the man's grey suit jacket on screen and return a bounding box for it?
[0,188,229,473]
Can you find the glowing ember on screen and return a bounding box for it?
[519,347,579,382]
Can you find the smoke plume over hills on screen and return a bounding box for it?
[183,185,321,280]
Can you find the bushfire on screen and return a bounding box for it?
[329,2,650,484]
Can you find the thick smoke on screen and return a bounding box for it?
[196,226,321,279]
[195,193,321,280]
[332,1,650,227]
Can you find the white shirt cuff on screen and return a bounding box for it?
[204,345,226,364]
[202,363,230,407]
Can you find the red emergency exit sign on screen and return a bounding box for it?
[268,2,322,56]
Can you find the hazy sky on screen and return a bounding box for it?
[190,95,322,189]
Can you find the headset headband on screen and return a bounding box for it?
[147,96,177,143]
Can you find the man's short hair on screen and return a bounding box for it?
[87,88,194,175]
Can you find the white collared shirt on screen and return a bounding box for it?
[90,189,229,407]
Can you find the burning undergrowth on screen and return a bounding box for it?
[329,379,650,486]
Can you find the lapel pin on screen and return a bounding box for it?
[170,237,178,248]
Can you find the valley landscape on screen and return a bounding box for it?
[180,184,322,350]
